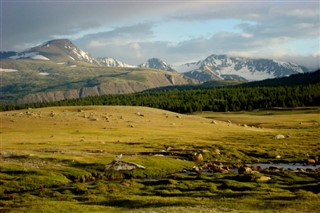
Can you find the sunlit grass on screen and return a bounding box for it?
[1,106,319,212]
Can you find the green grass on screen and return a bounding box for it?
[0,106,319,212]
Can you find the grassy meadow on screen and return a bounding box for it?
[0,106,319,212]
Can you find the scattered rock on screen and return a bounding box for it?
[273,134,285,139]
[193,153,204,162]
[307,159,316,164]
[276,155,281,159]
[50,111,55,117]
[214,149,221,155]
[238,166,252,174]
[258,176,271,181]
[136,112,144,117]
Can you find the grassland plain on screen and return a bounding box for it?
[0,106,319,212]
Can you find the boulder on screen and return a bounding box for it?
[105,160,145,171]
[307,159,316,164]
[238,166,252,174]
[273,134,285,139]
[258,176,271,181]
[193,153,204,162]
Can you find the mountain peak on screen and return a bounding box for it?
[139,58,175,71]
[45,38,72,45]
[177,54,308,82]
[96,57,136,68]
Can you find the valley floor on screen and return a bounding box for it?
[0,106,319,212]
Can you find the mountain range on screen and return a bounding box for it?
[0,39,196,103]
[2,39,309,81]
[174,54,308,82]
[0,39,312,103]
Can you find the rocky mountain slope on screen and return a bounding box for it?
[0,39,196,104]
[139,58,175,71]
[95,57,136,67]
[16,71,192,104]
[175,54,308,82]
[7,39,97,63]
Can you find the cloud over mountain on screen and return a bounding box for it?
[2,1,319,70]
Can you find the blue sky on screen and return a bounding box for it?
[1,0,319,69]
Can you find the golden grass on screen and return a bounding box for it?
[1,106,319,212]
[0,106,270,161]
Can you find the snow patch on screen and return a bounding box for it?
[97,57,136,68]
[9,52,50,60]
[174,61,201,73]
[31,55,50,60]
[0,68,18,72]
[39,72,50,76]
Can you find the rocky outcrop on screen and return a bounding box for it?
[105,160,145,171]
[17,72,196,104]
[17,82,146,104]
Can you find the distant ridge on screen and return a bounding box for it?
[241,69,320,87]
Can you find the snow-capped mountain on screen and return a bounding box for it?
[7,39,97,63]
[139,58,175,72]
[4,39,136,68]
[96,57,136,68]
[175,54,308,82]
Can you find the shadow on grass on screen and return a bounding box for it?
[71,162,105,172]
[263,196,297,201]
[84,198,194,208]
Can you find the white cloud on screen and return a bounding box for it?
[2,1,318,70]
[313,51,320,58]
[241,33,253,38]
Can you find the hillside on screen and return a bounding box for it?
[0,59,195,103]
[241,69,320,87]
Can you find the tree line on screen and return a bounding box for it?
[1,83,319,113]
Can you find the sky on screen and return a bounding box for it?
[1,0,319,70]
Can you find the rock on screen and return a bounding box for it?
[238,166,252,174]
[214,149,221,155]
[193,153,204,162]
[192,166,202,174]
[105,160,145,171]
[276,155,281,159]
[258,176,271,181]
[136,112,144,117]
[307,159,316,164]
[273,134,285,139]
